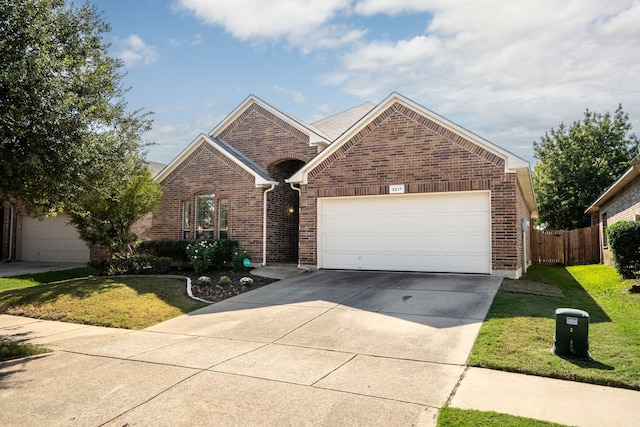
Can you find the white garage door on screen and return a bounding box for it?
[318,192,491,274]
[18,214,90,263]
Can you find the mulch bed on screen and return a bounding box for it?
[169,268,279,303]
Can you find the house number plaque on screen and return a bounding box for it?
[389,184,405,194]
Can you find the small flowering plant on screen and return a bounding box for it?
[197,276,211,286]
[239,277,253,287]
[186,240,218,274]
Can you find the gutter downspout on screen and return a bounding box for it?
[262,184,276,267]
[6,203,14,261]
[289,183,309,271]
[522,219,529,275]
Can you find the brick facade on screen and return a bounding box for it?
[152,142,265,260]
[152,103,315,264]
[297,102,529,275]
[596,175,640,265]
[218,104,317,169]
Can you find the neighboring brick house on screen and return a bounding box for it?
[1,160,165,263]
[586,156,640,265]
[152,92,537,278]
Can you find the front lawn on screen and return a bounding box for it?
[0,274,208,329]
[468,264,640,390]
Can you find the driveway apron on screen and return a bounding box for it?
[0,270,501,426]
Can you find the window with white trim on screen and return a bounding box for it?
[182,200,191,239]
[218,199,228,239]
[196,193,215,239]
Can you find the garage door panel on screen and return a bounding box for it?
[19,215,90,263]
[319,192,490,274]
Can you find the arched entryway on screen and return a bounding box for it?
[266,159,305,264]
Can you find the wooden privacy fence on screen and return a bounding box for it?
[531,226,600,266]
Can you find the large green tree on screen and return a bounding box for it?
[68,162,163,258]
[0,0,151,214]
[533,105,639,229]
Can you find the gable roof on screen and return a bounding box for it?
[155,133,277,187]
[209,94,332,149]
[312,102,376,140]
[144,160,166,177]
[288,92,537,217]
[586,156,640,213]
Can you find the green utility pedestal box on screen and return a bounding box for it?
[553,308,591,360]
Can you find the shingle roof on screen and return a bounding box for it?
[212,136,273,183]
[312,102,377,140]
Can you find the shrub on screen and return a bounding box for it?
[186,240,216,275]
[232,247,251,272]
[607,221,640,279]
[218,276,232,287]
[135,239,191,264]
[137,239,240,272]
[88,256,171,276]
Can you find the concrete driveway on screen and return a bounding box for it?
[0,261,86,277]
[0,270,501,426]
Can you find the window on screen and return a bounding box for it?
[602,212,608,248]
[196,193,215,239]
[218,199,228,239]
[182,200,192,239]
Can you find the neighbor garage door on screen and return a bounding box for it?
[18,214,90,263]
[318,191,491,274]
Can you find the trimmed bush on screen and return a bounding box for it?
[88,256,171,276]
[135,239,191,265]
[232,247,251,272]
[135,239,239,269]
[607,221,640,279]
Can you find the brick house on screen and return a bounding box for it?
[0,161,164,263]
[586,156,640,265]
[151,92,537,278]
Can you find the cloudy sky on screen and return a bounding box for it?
[91,0,640,166]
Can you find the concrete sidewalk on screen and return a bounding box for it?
[450,367,640,427]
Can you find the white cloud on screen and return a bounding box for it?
[174,0,362,50]
[169,34,204,47]
[319,0,640,162]
[115,35,159,67]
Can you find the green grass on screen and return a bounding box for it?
[0,340,51,362]
[468,264,640,390]
[437,407,567,427]
[0,275,208,329]
[0,267,97,291]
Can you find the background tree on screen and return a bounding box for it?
[0,0,152,214]
[68,162,163,258]
[533,105,639,229]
